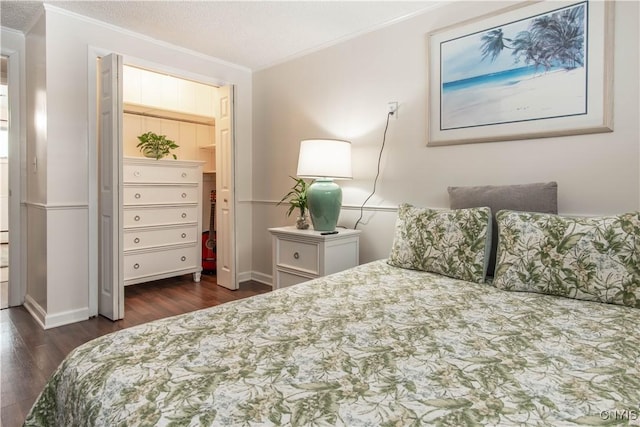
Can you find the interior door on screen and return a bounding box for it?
[97,54,124,320]
[215,85,236,289]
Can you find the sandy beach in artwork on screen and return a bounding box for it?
[441,68,586,130]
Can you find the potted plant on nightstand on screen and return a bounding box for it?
[278,176,309,229]
[136,131,179,160]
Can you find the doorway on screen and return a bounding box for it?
[93,53,237,320]
[1,56,8,309]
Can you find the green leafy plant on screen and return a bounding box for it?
[136,131,179,160]
[278,176,308,218]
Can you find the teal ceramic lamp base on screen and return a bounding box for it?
[307,178,342,231]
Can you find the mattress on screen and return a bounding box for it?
[25,260,640,426]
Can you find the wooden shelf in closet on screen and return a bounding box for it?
[124,103,215,126]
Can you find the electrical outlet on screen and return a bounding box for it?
[388,102,398,119]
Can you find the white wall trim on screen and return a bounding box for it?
[23,294,46,329]
[238,270,272,287]
[23,201,89,210]
[24,289,90,329]
[250,271,273,287]
[44,307,90,330]
[237,271,252,283]
[0,27,24,37]
[250,198,398,213]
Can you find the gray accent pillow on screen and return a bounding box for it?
[448,182,558,278]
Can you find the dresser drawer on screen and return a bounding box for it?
[124,163,199,184]
[123,205,197,228]
[124,185,198,205]
[124,246,199,281]
[124,225,197,251]
[275,239,319,275]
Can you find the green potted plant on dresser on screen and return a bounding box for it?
[136,131,179,160]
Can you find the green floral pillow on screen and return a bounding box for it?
[388,204,491,283]
[493,210,640,308]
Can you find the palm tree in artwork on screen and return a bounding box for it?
[480,4,585,71]
[480,29,511,62]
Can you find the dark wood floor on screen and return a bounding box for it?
[0,274,271,427]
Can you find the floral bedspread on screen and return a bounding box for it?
[25,260,640,426]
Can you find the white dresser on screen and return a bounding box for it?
[123,157,204,286]
[269,226,361,289]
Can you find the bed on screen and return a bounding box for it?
[25,183,640,426]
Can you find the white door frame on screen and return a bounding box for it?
[87,47,238,316]
[2,40,27,307]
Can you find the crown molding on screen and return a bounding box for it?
[42,4,251,74]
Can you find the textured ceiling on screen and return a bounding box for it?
[0,1,442,70]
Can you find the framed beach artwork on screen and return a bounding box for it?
[427,1,614,146]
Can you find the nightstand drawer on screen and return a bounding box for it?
[276,270,314,289]
[275,239,319,275]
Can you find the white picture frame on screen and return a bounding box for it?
[427,1,614,146]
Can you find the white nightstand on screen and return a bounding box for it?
[269,226,361,289]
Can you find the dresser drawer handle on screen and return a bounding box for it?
[293,252,300,260]
[134,237,140,244]
[181,256,187,262]
[135,193,141,199]
[181,172,187,178]
[181,233,187,238]
[134,215,141,222]
[133,263,140,269]
[181,193,187,198]
[181,213,187,219]
[133,170,141,177]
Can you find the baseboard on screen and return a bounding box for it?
[44,307,90,329]
[237,271,252,283]
[251,271,273,287]
[239,270,272,287]
[23,295,47,329]
[24,294,89,329]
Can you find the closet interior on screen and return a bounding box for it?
[121,65,218,286]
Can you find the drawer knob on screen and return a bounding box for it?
[181,193,187,198]
[133,171,141,177]
[181,172,187,178]
[181,256,187,262]
[181,233,187,238]
[135,193,141,199]
[134,237,140,244]
[181,213,187,218]
[133,263,140,269]
[293,252,300,260]
[134,215,141,222]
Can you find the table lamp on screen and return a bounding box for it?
[296,139,352,231]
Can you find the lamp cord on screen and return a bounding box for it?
[354,111,392,229]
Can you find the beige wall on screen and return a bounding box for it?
[251,1,640,281]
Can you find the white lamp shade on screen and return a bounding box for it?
[296,139,352,179]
